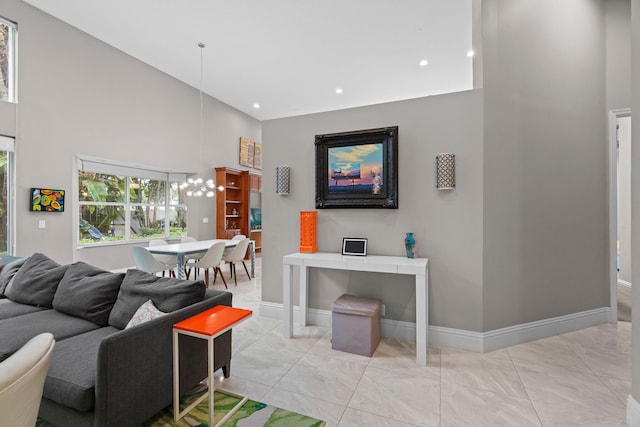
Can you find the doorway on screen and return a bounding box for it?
[609,109,632,322]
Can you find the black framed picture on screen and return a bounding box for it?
[315,126,398,208]
[342,238,368,256]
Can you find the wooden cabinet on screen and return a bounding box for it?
[215,168,249,239]
[250,230,262,253]
[249,174,262,192]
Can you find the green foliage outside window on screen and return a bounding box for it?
[79,171,187,244]
[0,151,8,253]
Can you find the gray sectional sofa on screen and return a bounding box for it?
[0,253,233,427]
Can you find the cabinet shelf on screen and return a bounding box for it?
[216,167,250,240]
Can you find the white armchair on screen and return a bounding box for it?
[0,332,55,427]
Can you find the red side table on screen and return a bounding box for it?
[173,305,252,427]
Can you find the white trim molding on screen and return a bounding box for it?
[628,395,640,427]
[608,108,632,324]
[260,302,610,353]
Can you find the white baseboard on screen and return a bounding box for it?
[259,302,610,353]
[629,395,640,427]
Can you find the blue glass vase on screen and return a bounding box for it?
[404,232,416,258]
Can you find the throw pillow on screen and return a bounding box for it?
[108,269,205,329]
[125,299,167,329]
[5,253,68,307]
[0,257,27,298]
[52,262,125,326]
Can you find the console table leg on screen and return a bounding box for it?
[283,263,293,337]
[415,273,428,366]
[300,266,309,326]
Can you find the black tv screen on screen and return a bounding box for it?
[30,188,65,212]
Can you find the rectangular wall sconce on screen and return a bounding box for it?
[436,153,455,190]
[276,165,291,195]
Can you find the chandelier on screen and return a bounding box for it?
[180,177,216,197]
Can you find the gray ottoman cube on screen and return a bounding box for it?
[331,294,381,357]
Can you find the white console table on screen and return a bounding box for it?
[282,252,429,366]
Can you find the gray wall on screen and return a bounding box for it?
[481,0,609,330]
[0,0,260,269]
[262,91,484,330]
[606,0,632,111]
[631,0,640,408]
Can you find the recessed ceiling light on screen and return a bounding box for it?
[253,103,260,109]
[335,88,343,94]
[419,59,428,67]
[467,50,475,58]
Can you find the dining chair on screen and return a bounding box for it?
[191,241,227,288]
[131,246,177,277]
[222,238,251,286]
[223,234,247,257]
[148,239,179,267]
[0,332,55,427]
[181,236,205,279]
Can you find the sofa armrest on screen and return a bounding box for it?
[93,290,232,427]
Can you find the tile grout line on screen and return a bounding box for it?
[505,345,545,426]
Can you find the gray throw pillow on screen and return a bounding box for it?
[108,269,206,329]
[5,253,69,307]
[0,257,27,297]
[52,262,125,326]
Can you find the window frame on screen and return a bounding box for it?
[76,156,188,247]
[0,136,15,255]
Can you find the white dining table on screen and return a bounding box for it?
[147,239,255,280]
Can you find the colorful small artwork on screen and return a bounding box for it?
[30,188,65,212]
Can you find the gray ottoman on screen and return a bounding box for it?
[331,294,381,357]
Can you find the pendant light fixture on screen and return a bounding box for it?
[181,42,217,197]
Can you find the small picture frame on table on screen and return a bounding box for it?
[342,238,367,256]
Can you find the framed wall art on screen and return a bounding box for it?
[239,137,255,168]
[253,142,262,170]
[315,126,398,208]
[30,188,65,212]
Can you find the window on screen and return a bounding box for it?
[0,136,14,254]
[0,17,17,103]
[78,158,187,245]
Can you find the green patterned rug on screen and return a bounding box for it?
[37,391,325,427]
[144,390,325,427]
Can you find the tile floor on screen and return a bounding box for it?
[209,258,631,426]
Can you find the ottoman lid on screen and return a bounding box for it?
[332,294,381,316]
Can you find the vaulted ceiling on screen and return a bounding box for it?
[23,0,473,120]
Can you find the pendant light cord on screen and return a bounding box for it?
[198,42,205,157]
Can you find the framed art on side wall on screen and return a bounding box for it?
[315,126,398,208]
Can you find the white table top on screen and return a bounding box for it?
[147,239,237,256]
[283,252,428,275]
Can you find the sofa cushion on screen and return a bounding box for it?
[52,262,124,326]
[108,269,205,329]
[0,310,101,362]
[125,299,167,329]
[4,253,68,307]
[0,298,47,320]
[0,257,27,298]
[43,326,120,412]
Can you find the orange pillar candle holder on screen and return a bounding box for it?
[299,211,317,253]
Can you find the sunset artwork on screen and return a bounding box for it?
[327,143,383,194]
